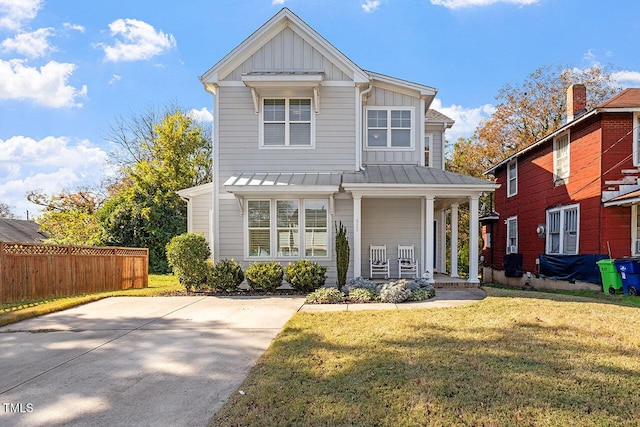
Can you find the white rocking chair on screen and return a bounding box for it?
[398,245,419,279]
[369,245,390,279]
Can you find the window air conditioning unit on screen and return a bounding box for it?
[508,245,517,254]
[636,240,640,254]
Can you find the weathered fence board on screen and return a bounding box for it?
[0,242,148,304]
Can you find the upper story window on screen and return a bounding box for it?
[507,159,517,197]
[366,107,413,149]
[546,204,579,255]
[262,98,313,147]
[424,133,432,167]
[553,132,570,185]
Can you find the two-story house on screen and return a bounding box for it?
[483,85,640,290]
[180,8,497,285]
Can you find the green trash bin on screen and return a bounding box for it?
[597,259,623,294]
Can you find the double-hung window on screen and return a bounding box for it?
[546,204,579,254]
[553,132,570,184]
[262,98,312,147]
[366,107,413,149]
[507,159,517,197]
[247,199,328,259]
[506,216,518,254]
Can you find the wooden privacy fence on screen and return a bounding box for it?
[0,242,148,304]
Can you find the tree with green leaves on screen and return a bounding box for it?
[99,106,212,273]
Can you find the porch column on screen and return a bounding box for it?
[468,195,480,284]
[353,194,362,278]
[450,203,459,278]
[425,195,435,283]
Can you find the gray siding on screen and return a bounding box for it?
[361,198,422,278]
[189,193,212,246]
[218,198,244,261]
[426,125,445,170]
[217,85,356,194]
[363,86,422,166]
[224,27,350,81]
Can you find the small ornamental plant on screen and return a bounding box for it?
[305,287,344,304]
[210,259,244,292]
[379,279,413,303]
[348,287,378,303]
[284,259,327,292]
[245,261,283,292]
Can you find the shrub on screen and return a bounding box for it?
[210,259,244,292]
[284,259,327,292]
[305,287,344,304]
[342,277,379,294]
[166,233,210,291]
[245,261,283,292]
[380,279,413,303]
[348,287,377,303]
[335,222,350,287]
[409,288,429,301]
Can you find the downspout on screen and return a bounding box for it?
[358,82,373,171]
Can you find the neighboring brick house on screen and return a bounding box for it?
[483,85,640,290]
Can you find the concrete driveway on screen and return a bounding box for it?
[0,296,305,427]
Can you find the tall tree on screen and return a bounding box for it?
[474,64,620,168]
[99,106,212,273]
[0,201,17,219]
[28,188,104,245]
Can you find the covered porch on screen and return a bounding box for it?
[342,165,499,284]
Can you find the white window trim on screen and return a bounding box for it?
[507,159,518,197]
[364,106,415,151]
[424,133,433,167]
[244,198,330,261]
[632,204,640,255]
[633,112,640,167]
[553,131,570,185]
[545,203,580,255]
[259,97,315,149]
[506,216,518,254]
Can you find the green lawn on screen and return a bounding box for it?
[209,287,640,426]
[0,274,181,327]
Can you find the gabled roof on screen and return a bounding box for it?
[426,109,455,128]
[177,182,213,198]
[0,218,47,243]
[486,88,640,175]
[200,8,369,87]
[366,70,437,97]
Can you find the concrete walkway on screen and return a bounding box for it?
[0,289,484,427]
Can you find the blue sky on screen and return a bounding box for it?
[1,0,639,219]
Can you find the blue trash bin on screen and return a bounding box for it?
[613,258,640,296]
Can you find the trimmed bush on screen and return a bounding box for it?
[245,261,283,292]
[166,233,210,291]
[342,276,379,295]
[348,287,377,302]
[306,287,344,304]
[285,259,327,292]
[210,259,244,292]
[380,279,413,303]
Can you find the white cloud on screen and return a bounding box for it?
[0,59,87,107]
[99,19,177,62]
[63,22,85,33]
[361,0,381,12]
[1,27,56,58]
[0,0,42,31]
[431,98,495,142]
[108,74,122,84]
[271,0,286,5]
[188,107,213,123]
[430,0,539,9]
[0,136,111,218]
[612,70,640,87]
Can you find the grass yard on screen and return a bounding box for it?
[0,274,181,327]
[210,287,640,427]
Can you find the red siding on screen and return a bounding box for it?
[484,112,635,276]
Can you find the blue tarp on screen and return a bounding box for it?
[539,254,609,285]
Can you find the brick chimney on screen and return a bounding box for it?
[567,83,586,122]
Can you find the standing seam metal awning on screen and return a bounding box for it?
[224,172,342,193]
